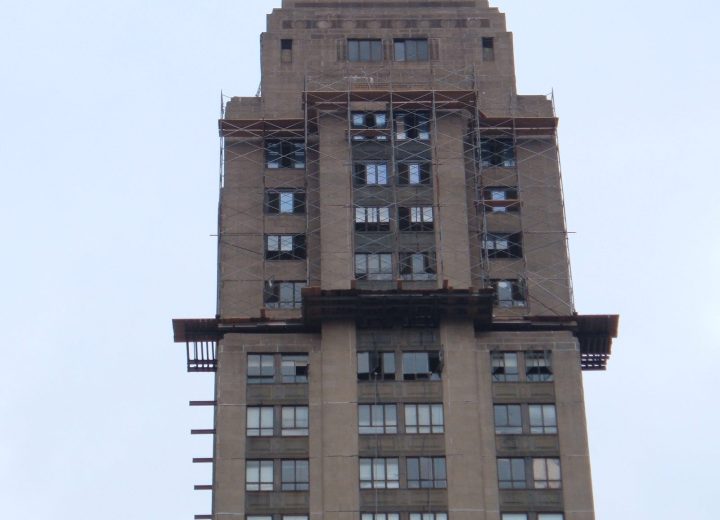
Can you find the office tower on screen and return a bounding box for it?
[172,2,619,520]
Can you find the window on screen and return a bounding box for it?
[407,457,447,488]
[265,234,306,260]
[409,515,447,520]
[494,404,522,434]
[357,351,396,380]
[355,253,393,280]
[248,517,273,520]
[501,515,527,520]
[402,351,442,380]
[397,162,431,185]
[526,351,553,382]
[482,37,495,61]
[497,458,526,489]
[352,112,388,129]
[538,515,564,520]
[358,404,398,434]
[483,232,523,259]
[266,190,305,214]
[399,252,436,281]
[281,39,293,50]
[248,354,274,384]
[480,138,515,167]
[363,515,400,520]
[399,207,434,231]
[394,38,429,61]
[529,404,557,434]
[354,162,388,185]
[492,279,526,308]
[533,458,562,489]
[405,404,444,434]
[264,281,306,309]
[281,406,309,436]
[348,39,383,62]
[483,187,519,212]
[283,516,309,520]
[266,140,305,169]
[281,354,308,383]
[281,459,309,491]
[246,460,274,491]
[359,458,400,489]
[281,39,293,63]
[355,207,391,232]
[395,111,431,140]
[491,352,519,382]
[247,406,274,437]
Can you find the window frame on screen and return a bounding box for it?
[246,460,274,491]
[532,457,562,489]
[409,515,448,520]
[529,404,558,434]
[358,403,398,434]
[494,404,523,435]
[247,406,274,437]
[526,351,553,382]
[281,405,309,436]
[359,457,400,489]
[348,39,384,62]
[497,457,527,489]
[406,456,447,489]
[281,354,309,383]
[402,351,442,381]
[265,139,306,169]
[480,137,516,168]
[263,280,306,309]
[491,352,519,382]
[354,252,393,280]
[398,206,434,232]
[394,111,431,141]
[404,404,444,434]
[492,279,526,308]
[483,186,519,212]
[281,459,310,491]
[355,206,391,232]
[397,161,432,185]
[265,234,307,260]
[357,351,396,381]
[483,232,523,259]
[354,162,389,186]
[399,251,437,281]
[248,354,275,384]
[266,189,306,214]
[394,38,430,62]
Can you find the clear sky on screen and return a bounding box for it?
[1,1,718,518]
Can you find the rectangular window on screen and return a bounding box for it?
[480,138,515,167]
[483,187,519,212]
[355,207,391,232]
[266,139,305,169]
[358,404,398,434]
[264,281,306,309]
[409,515,447,520]
[482,37,495,61]
[247,406,274,437]
[399,207,434,231]
[265,234,306,260]
[538,515,564,520]
[357,351,396,381]
[248,516,273,520]
[355,253,393,280]
[281,459,309,491]
[348,39,383,62]
[354,162,389,185]
[529,404,558,434]
[281,39,293,50]
[407,457,447,488]
[246,460,274,491]
[281,406,309,436]
[497,458,526,489]
[526,351,553,382]
[395,111,431,140]
[483,232,523,259]
[248,354,275,384]
[281,354,308,383]
[533,458,562,489]
[492,279,526,308]
[494,404,522,434]
[283,516,309,520]
[501,515,528,520]
[405,404,444,434]
[394,39,429,61]
[402,351,442,380]
[351,112,388,129]
[491,352,519,382]
[363,515,400,520]
[359,458,400,489]
[266,190,305,214]
[399,252,436,281]
[397,162,431,185]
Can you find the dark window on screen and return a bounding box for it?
[266,140,305,169]
[402,351,442,380]
[480,138,515,167]
[497,458,526,489]
[348,39,383,62]
[351,112,388,129]
[264,281,306,309]
[491,279,526,307]
[404,404,444,434]
[355,253,393,280]
[265,234,306,260]
[494,404,522,434]
[483,187,519,212]
[281,39,293,50]
[482,37,495,61]
[397,162,431,185]
[395,111,431,140]
[281,459,309,491]
[399,206,434,231]
[406,457,447,488]
[491,352,519,382]
[354,162,389,185]
[248,354,275,384]
[359,458,400,488]
[266,190,305,214]
[355,207,391,232]
[399,252,436,281]
[394,39,429,61]
[247,406,274,437]
[281,406,309,436]
[357,351,396,381]
[358,404,398,434]
[281,354,309,383]
[529,404,558,434]
[483,232,523,259]
[526,351,553,382]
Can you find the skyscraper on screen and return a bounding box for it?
[172,2,619,520]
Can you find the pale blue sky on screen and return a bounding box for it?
[1,1,718,518]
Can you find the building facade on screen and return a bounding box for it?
[173,2,619,520]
